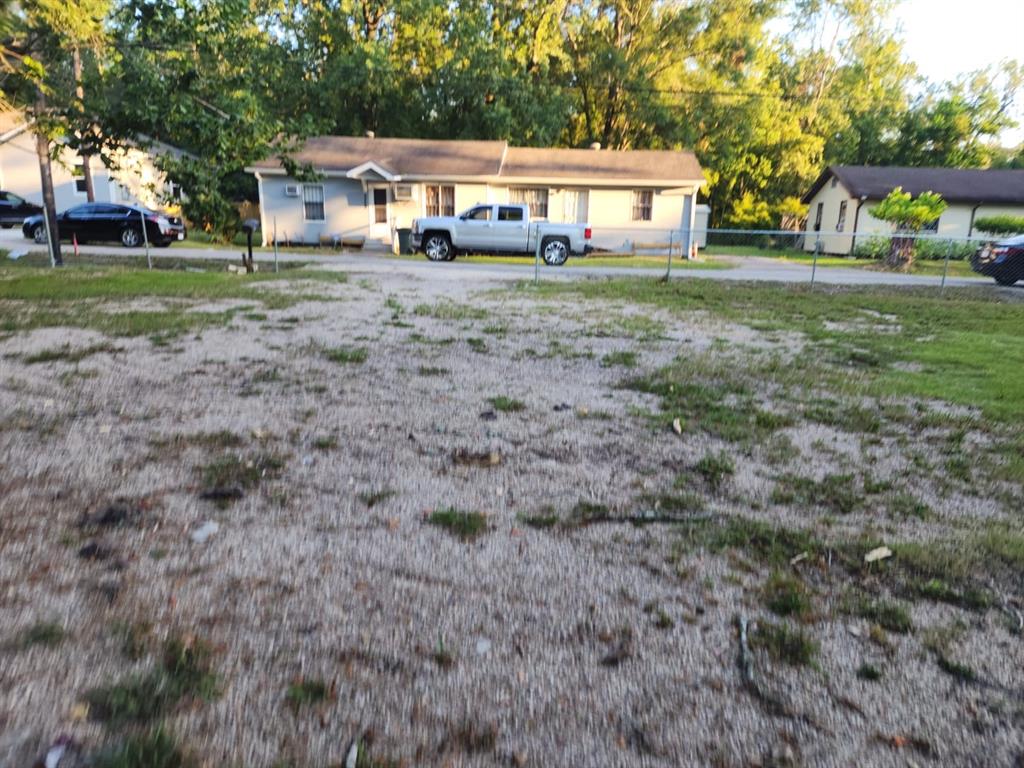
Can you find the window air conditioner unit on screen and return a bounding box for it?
[284,184,300,197]
[393,183,414,201]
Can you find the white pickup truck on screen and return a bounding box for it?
[411,203,591,265]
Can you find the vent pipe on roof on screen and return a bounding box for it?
[365,130,375,139]
[589,142,601,150]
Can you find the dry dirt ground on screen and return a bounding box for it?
[0,268,1022,767]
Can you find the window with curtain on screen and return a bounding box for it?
[425,184,455,216]
[631,190,653,221]
[509,187,548,219]
[302,185,325,221]
[836,200,848,232]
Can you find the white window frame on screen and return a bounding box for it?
[302,184,325,222]
[631,189,653,222]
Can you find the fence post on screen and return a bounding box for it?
[811,236,821,288]
[665,230,674,280]
[940,239,952,294]
[139,208,152,270]
[273,216,279,274]
[533,224,541,284]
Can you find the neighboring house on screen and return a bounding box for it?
[246,134,705,251]
[802,165,1024,255]
[0,111,182,214]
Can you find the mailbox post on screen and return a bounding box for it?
[241,219,259,274]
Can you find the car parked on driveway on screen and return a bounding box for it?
[22,202,186,248]
[411,203,591,265]
[972,235,1024,286]
[0,191,42,228]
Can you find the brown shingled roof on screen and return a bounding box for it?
[803,165,1024,205]
[252,135,704,184]
[502,145,703,182]
[252,135,507,177]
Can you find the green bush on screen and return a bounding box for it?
[852,236,974,261]
[974,215,1024,236]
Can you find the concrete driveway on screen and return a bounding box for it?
[1,226,1004,290]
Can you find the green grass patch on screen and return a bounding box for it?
[428,508,488,541]
[488,395,525,413]
[417,365,449,376]
[323,346,368,365]
[23,341,121,364]
[285,678,330,710]
[842,594,913,633]
[199,452,286,498]
[16,620,66,649]
[693,451,735,491]
[92,726,195,768]
[771,473,861,515]
[412,301,488,321]
[751,621,818,666]
[600,350,638,368]
[761,572,813,619]
[86,636,218,724]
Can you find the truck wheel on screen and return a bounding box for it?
[542,237,569,266]
[423,233,452,262]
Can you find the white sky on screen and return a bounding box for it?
[894,0,1024,145]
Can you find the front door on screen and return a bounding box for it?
[368,186,389,240]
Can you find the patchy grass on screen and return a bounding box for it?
[358,488,397,508]
[842,594,913,633]
[200,452,286,492]
[323,346,368,365]
[86,636,218,724]
[413,301,488,321]
[856,663,883,681]
[771,473,861,515]
[674,516,825,569]
[92,726,195,768]
[312,435,338,451]
[23,341,121,364]
[285,678,330,710]
[600,350,638,368]
[16,620,66,649]
[693,451,735,491]
[761,572,813,619]
[466,337,488,353]
[428,508,488,541]
[488,395,525,413]
[751,621,818,666]
[417,365,449,376]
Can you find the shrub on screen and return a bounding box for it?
[853,236,973,261]
[974,215,1024,236]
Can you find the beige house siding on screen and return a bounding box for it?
[804,172,1024,255]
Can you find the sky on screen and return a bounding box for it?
[894,0,1024,145]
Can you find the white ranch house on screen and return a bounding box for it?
[246,135,706,252]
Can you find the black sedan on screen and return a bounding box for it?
[22,202,186,248]
[0,191,42,228]
[972,235,1024,286]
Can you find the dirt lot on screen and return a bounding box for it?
[1,264,1022,767]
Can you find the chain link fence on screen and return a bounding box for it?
[575,224,1019,290]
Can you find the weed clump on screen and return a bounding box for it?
[428,508,488,541]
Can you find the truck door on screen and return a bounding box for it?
[494,205,528,251]
[456,205,494,250]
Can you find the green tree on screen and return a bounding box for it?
[869,187,948,269]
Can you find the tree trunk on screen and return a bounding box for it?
[885,234,914,271]
[72,47,96,203]
[34,90,62,266]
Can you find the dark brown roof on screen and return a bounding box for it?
[252,136,704,184]
[502,146,704,182]
[803,165,1024,205]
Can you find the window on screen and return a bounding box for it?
[631,190,653,221]
[509,187,548,219]
[74,162,88,194]
[6,193,24,205]
[464,206,491,220]
[922,217,939,233]
[302,184,325,221]
[425,184,454,217]
[830,177,838,188]
[836,200,847,232]
[814,202,823,231]
[497,206,524,222]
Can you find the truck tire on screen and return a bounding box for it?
[541,236,569,266]
[423,232,452,262]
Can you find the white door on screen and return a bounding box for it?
[368,185,390,240]
[563,189,589,223]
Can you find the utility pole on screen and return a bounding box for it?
[34,90,62,266]
[72,46,95,202]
